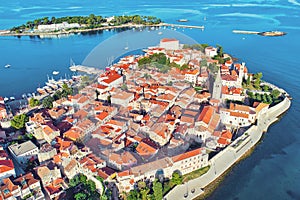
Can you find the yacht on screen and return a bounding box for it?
[4,64,10,68]
[53,71,59,75]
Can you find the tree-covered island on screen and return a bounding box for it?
[8,14,162,35]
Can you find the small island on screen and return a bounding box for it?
[0,14,162,36]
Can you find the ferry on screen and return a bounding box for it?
[258,31,287,37]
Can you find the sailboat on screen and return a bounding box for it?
[124,42,129,50]
[69,58,77,72]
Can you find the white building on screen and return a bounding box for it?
[205,46,218,57]
[219,103,256,127]
[37,22,81,32]
[8,141,39,165]
[111,91,134,107]
[159,38,180,50]
[184,70,200,84]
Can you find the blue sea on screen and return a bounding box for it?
[1,0,300,199]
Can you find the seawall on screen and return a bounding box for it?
[164,95,291,200]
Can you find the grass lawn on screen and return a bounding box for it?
[182,166,210,182]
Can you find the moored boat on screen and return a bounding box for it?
[258,31,287,36]
[53,71,59,75]
[177,19,189,22]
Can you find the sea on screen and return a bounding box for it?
[0,0,300,199]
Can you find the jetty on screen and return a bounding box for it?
[232,30,260,35]
[69,65,103,75]
[162,23,205,30]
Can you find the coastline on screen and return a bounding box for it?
[164,92,291,200]
[195,136,264,200]
[0,23,205,37]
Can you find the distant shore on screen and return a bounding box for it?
[0,23,205,37]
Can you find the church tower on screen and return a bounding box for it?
[238,62,245,85]
[212,67,222,100]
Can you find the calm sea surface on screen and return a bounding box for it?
[1,0,300,199]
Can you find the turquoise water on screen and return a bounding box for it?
[1,1,300,199]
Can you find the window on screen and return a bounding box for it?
[3,189,10,195]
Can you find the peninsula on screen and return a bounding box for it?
[0,38,290,200]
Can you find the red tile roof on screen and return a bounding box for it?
[172,148,203,162]
[161,38,178,42]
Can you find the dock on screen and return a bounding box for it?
[70,65,104,75]
[162,23,205,30]
[232,30,260,35]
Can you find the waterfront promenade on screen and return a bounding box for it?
[164,97,291,200]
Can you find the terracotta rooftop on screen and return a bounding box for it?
[172,148,204,162]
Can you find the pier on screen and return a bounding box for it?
[232,30,260,35]
[69,65,104,75]
[162,23,205,30]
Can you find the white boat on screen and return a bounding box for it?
[10,96,15,101]
[158,32,163,35]
[124,42,129,50]
[53,71,59,75]
[37,88,44,94]
[4,97,9,102]
[5,64,10,68]
[43,86,53,93]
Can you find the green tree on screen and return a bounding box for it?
[29,98,40,107]
[79,174,87,184]
[138,57,151,66]
[216,44,223,57]
[11,114,29,129]
[256,93,262,101]
[138,181,147,190]
[271,89,280,99]
[127,190,140,200]
[253,79,261,89]
[42,96,54,108]
[171,171,183,185]
[87,180,96,192]
[121,84,128,91]
[140,188,150,200]
[74,192,87,200]
[246,76,251,86]
[100,194,108,200]
[253,72,263,80]
[263,85,269,92]
[247,91,254,99]
[69,175,79,187]
[180,64,189,70]
[153,180,163,200]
